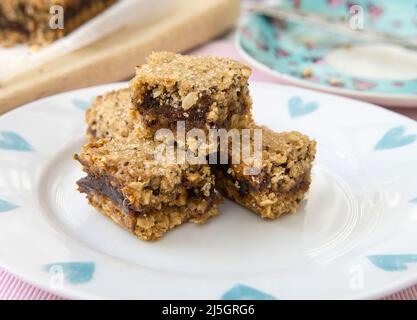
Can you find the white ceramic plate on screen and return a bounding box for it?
[1,82,417,300]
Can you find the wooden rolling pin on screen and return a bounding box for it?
[0,0,240,114]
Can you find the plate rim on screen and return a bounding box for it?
[1,81,417,300]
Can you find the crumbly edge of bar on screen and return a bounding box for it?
[129,53,253,133]
[0,30,27,48]
[213,128,316,219]
[74,137,216,213]
[86,191,221,241]
[85,87,250,160]
[133,82,254,135]
[85,88,150,142]
[0,0,116,48]
[214,166,312,219]
[76,167,217,215]
[221,128,317,194]
[131,52,252,96]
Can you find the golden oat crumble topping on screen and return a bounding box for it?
[85,88,147,141]
[131,51,252,97]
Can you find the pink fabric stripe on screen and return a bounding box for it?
[0,267,416,300]
[0,269,62,300]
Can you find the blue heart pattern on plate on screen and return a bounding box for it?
[0,199,18,212]
[368,255,417,271]
[221,284,275,300]
[73,99,92,111]
[0,131,33,152]
[288,96,319,118]
[375,126,416,150]
[43,262,95,284]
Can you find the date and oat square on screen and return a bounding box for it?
[84,86,316,223]
[213,126,316,219]
[75,52,317,241]
[130,52,254,136]
[75,89,221,241]
[75,137,221,241]
[0,0,116,48]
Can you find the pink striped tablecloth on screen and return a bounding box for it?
[1,38,417,300]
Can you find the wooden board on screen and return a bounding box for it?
[0,0,240,114]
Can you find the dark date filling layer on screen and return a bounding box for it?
[137,87,250,133]
[0,19,29,35]
[77,174,215,216]
[139,93,212,132]
[214,164,310,198]
[77,175,131,214]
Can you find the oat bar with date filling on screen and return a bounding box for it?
[213,126,316,219]
[76,89,221,240]
[85,88,216,156]
[130,52,254,136]
[0,0,116,48]
[74,137,221,241]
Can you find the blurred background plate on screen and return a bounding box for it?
[237,0,417,107]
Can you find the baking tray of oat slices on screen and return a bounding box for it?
[0,0,240,114]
